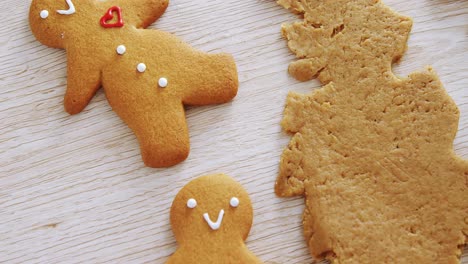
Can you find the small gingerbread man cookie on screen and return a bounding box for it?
[168,174,263,264]
[29,0,238,168]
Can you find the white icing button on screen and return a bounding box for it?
[158,77,168,88]
[116,45,126,55]
[230,197,239,208]
[187,198,197,209]
[40,10,49,19]
[137,63,146,73]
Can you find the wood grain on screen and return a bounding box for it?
[0,0,466,263]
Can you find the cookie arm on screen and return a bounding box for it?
[181,53,238,106]
[63,54,101,115]
[108,0,169,28]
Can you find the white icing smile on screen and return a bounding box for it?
[203,209,224,231]
[57,0,76,15]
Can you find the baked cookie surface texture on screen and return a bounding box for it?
[168,174,263,264]
[276,0,468,263]
[29,0,238,168]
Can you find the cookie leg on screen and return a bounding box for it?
[134,101,190,168]
[138,117,190,168]
[105,84,190,167]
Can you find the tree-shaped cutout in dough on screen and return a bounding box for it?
[276,0,468,263]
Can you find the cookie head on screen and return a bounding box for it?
[29,0,80,48]
[170,174,253,243]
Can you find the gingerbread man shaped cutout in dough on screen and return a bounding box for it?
[29,0,238,167]
[276,0,467,263]
[168,174,263,264]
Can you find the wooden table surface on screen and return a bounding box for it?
[0,0,466,263]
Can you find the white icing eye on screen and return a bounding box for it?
[116,45,126,55]
[187,198,197,209]
[230,197,239,208]
[40,10,49,19]
[137,63,146,73]
[158,77,168,88]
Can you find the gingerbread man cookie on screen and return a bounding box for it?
[168,174,263,264]
[276,0,468,263]
[29,0,238,167]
